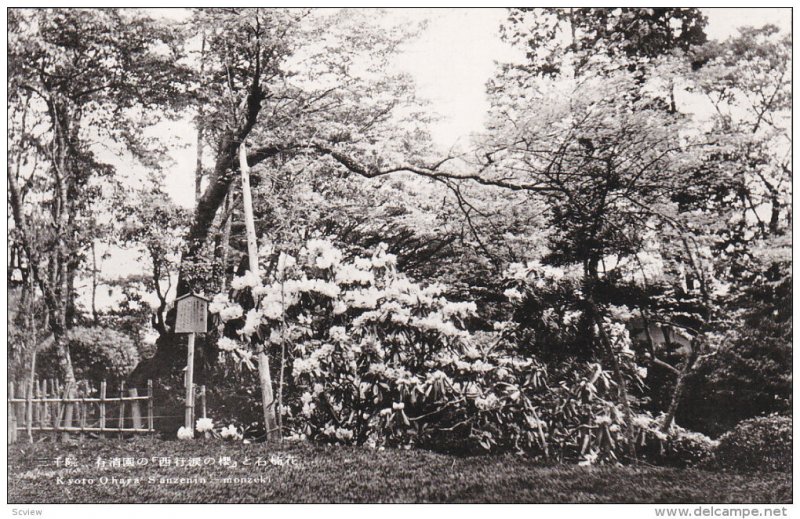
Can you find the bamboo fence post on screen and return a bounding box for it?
[80,380,87,432]
[8,382,17,444]
[61,381,74,442]
[25,380,33,442]
[147,380,154,432]
[118,381,126,437]
[99,380,107,432]
[52,379,60,440]
[129,387,143,429]
[16,381,26,426]
[200,385,207,419]
[41,380,49,426]
[190,383,196,427]
[33,380,41,428]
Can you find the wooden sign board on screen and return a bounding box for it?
[175,293,209,334]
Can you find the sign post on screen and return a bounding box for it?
[174,293,209,431]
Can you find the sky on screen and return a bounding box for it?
[84,7,792,311]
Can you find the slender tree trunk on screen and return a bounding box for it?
[195,34,207,203]
[660,340,699,433]
[218,193,233,292]
[91,241,98,325]
[239,141,278,441]
[26,306,38,443]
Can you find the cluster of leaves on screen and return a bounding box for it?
[36,326,140,386]
[705,415,791,473]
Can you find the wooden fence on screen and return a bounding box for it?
[7,379,157,443]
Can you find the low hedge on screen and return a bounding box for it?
[706,415,791,473]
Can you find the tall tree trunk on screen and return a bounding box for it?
[195,33,207,203]
[660,339,699,433]
[239,141,278,441]
[91,241,99,325]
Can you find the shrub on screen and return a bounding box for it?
[37,326,139,385]
[706,415,792,473]
[635,416,717,467]
[210,240,650,463]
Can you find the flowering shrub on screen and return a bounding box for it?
[706,415,791,473]
[176,426,193,440]
[208,239,661,463]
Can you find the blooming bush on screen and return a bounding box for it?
[706,415,792,473]
[208,239,657,463]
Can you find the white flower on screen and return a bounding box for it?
[392,402,405,411]
[196,417,214,433]
[308,280,341,298]
[608,305,634,322]
[345,287,382,309]
[332,301,348,315]
[329,326,348,342]
[371,252,397,269]
[219,304,244,322]
[261,301,283,321]
[239,309,262,336]
[300,392,313,405]
[412,312,462,337]
[636,366,648,379]
[504,288,524,302]
[632,414,653,429]
[463,345,482,360]
[142,330,159,346]
[354,257,373,270]
[595,415,612,426]
[335,427,354,441]
[441,301,477,318]
[217,337,239,352]
[276,252,296,276]
[335,264,375,285]
[306,239,342,269]
[231,270,260,290]
[579,451,598,466]
[177,426,193,440]
[269,328,282,345]
[220,424,242,440]
[302,402,316,417]
[208,293,230,314]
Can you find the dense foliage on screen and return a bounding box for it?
[37,326,140,386]
[707,415,792,473]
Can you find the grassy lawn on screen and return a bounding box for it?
[8,438,791,504]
